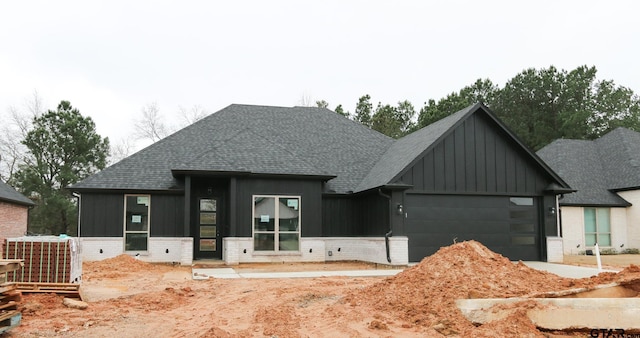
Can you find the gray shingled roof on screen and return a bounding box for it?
[0,180,34,206]
[537,127,640,206]
[71,104,394,193]
[355,103,476,192]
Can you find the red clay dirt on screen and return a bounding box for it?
[7,241,640,337]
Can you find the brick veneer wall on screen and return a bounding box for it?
[0,201,29,257]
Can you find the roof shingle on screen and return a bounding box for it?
[537,127,640,206]
[0,181,34,206]
[71,104,393,193]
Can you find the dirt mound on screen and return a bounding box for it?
[84,254,154,273]
[346,240,575,335]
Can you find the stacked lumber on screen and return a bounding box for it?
[0,260,23,334]
[14,282,81,299]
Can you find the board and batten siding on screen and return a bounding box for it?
[79,193,184,237]
[397,114,550,195]
[322,192,389,237]
[322,196,356,236]
[150,194,185,237]
[79,193,124,237]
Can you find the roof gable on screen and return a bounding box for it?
[356,103,570,193]
[0,180,34,206]
[355,103,476,192]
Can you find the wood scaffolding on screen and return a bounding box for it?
[0,260,23,334]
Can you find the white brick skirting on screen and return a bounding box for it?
[80,237,193,265]
[223,236,409,266]
[546,236,563,263]
[82,236,409,266]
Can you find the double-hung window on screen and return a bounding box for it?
[124,195,150,251]
[253,195,300,252]
[584,207,611,247]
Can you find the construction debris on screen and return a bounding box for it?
[62,298,88,310]
[14,282,82,299]
[0,260,23,334]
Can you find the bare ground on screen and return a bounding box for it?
[563,254,640,270]
[6,243,640,338]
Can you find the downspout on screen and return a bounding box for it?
[555,195,561,237]
[378,189,393,263]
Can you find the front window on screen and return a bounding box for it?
[124,195,150,251]
[253,196,300,252]
[584,207,611,247]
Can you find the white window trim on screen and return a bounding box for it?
[584,207,611,248]
[123,194,151,253]
[252,195,301,253]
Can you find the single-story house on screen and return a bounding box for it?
[0,180,34,252]
[537,127,640,254]
[70,102,571,265]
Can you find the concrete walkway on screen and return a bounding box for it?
[521,261,618,279]
[192,268,401,280]
[192,262,616,280]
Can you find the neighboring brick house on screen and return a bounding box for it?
[0,180,34,254]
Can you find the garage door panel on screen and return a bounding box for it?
[405,194,540,262]
[406,220,508,234]
[407,231,510,247]
[405,195,507,208]
[407,207,508,221]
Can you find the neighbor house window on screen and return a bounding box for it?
[124,195,150,251]
[253,195,300,252]
[584,207,610,247]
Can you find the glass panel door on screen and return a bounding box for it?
[199,198,218,253]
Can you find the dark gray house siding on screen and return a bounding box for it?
[79,193,124,237]
[151,194,185,237]
[79,193,185,237]
[321,192,389,237]
[321,196,355,236]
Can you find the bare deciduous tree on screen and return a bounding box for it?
[108,137,136,165]
[0,90,44,183]
[298,92,314,107]
[177,105,208,128]
[110,103,211,165]
[134,102,169,142]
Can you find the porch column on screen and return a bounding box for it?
[229,177,237,236]
[184,175,191,236]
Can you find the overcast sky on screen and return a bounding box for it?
[1,1,639,149]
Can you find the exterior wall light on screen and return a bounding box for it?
[396,203,403,215]
[549,206,556,215]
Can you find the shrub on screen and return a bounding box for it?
[599,248,618,255]
[621,248,640,254]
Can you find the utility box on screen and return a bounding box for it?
[3,236,82,284]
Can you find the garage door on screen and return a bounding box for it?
[405,195,540,262]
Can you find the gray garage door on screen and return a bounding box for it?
[405,195,540,262]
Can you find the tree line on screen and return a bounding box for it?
[321,65,640,150]
[1,65,638,235]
